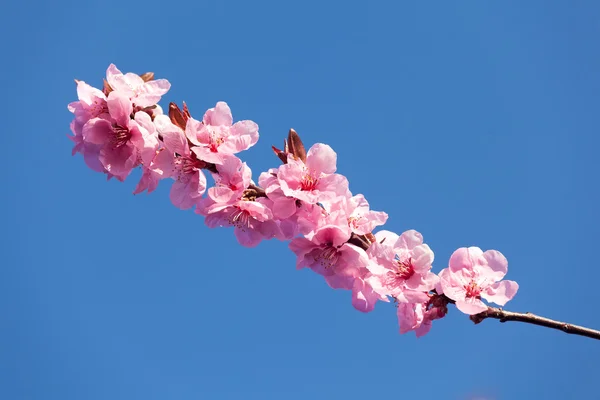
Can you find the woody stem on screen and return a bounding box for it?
[470,307,600,341]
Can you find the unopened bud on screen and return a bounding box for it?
[287,129,307,162]
[272,145,288,164]
[169,102,188,130]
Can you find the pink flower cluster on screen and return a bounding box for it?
[68,64,519,337]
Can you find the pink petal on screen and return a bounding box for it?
[155,116,188,155]
[204,208,231,228]
[82,144,105,172]
[255,220,281,241]
[123,72,145,89]
[145,79,171,95]
[185,117,204,146]
[373,230,400,246]
[76,81,105,107]
[481,250,508,280]
[396,289,430,304]
[82,118,112,145]
[151,148,176,178]
[397,303,425,335]
[455,298,488,315]
[289,237,315,269]
[134,79,171,107]
[107,91,133,126]
[414,321,433,338]
[396,230,424,250]
[354,210,388,235]
[221,120,258,152]
[238,200,272,222]
[438,268,466,301]
[273,196,297,219]
[133,167,162,194]
[192,146,226,165]
[351,278,380,313]
[234,227,263,248]
[306,143,337,175]
[410,244,434,272]
[313,225,351,247]
[324,274,355,290]
[105,64,132,95]
[449,247,485,272]
[316,173,349,198]
[169,171,206,210]
[99,143,136,179]
[482,280,519,306]
[204,101,233,126]
[170,180,194,209]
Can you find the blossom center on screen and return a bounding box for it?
[90,99,108,118]
[395,256,415,280]
[209,127,225,152]
[300,174,319,191]
[315,245,339,269]
[464,280,482,298]
[111,125,131,149]
[228,207,251,230]
[177,153,205,176]
[348,216,360,230]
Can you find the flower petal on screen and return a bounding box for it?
[449,247,485,272]
[107,91,133,126]
[482,280,519,306]
[306,143,337,175]
[204,101,233,126]
[455,298,488,315]
[481,249,508,281]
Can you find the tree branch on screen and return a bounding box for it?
[471,307,600,340]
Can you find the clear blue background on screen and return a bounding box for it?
[2,1,599,399]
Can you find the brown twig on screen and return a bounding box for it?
[471,307,600,340]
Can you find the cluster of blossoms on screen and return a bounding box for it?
[68,65,519,337]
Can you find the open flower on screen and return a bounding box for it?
[150,115,208,209]
[68,80,108,124]
[367,230,438,302]
[289,225,369,290]
[105,64,170,108]
[187,102,259,165]
[439,247,519,315]
[81,92,158,180]
[197,191,280,248]
[277,143,349,205]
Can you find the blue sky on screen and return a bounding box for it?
[2,1,600,399]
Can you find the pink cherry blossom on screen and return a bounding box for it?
[133,162,162,195]
[397,294,448,337]
[367,230,438,301]
[343,194,388,235]
[197,194,280,248]
[81,92,158,180]
[439,247,519,315]
[186,102,259,165]
[309,193,387,236]
[105,64,171,108]
[152,115,208,209]
[259,168,300,220]
[68,80,108,124]
[397,302,431,337]
[289,225,369,290]
[207,155,252,203]
[277,143,349,204]
[352,275,389,313]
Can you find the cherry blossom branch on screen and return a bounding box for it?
[470,307,600,340]
[68,64,594,340]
